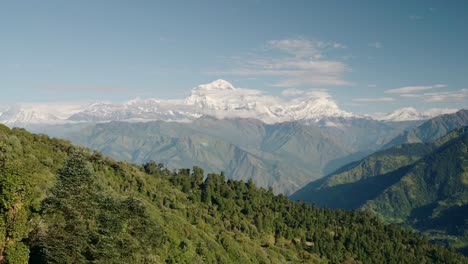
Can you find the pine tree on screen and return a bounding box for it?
[40,152,98,263]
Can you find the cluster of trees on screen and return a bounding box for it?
[153,164,466,263]
[0,126,164,263]
[0,124,466,263]
[32,153,163,263]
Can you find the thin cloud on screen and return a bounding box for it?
[208,38,352,87]
[369,42,383,49]
[399,94,420,98]
[268,38,346,59]
[385,84,447,94]
[353,97,395,102]
[282,88,305,97]
[409,15,423,20]
[42,85,132,93]
[399,88,467,102]
[421,89,468,102]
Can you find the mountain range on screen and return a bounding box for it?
[1,81,467,259]
[1,81,464,195]
[384,109,468,147]
[63,116,421,195]
[0,80,460,126]
[54,110,465,194]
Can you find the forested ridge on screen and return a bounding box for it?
[0,124,466,263]
[291,127,468,254]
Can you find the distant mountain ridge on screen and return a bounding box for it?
[64,117,417,195]
[384,109,468,147]
[373,107,459,122]
[0,80,463,126]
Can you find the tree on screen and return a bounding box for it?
[40,152,98,263]
[0,160,31,264]
[39,152,165,263]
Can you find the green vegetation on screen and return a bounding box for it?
[0,124,466,263]
[292,126,468,254]
[385,109,467,147]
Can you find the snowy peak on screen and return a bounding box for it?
[289,96,354,121]
[383,107,420,121]
[376,107,458,121]
[0,80,461,126]
[0,103,84,126]
[194,79,235,91]
[185,80,266,111]
[0,107,59,125]
[184,80,355,122]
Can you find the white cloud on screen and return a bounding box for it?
[282,88,305,97]
[421,89,468,102]
[43,85,132,93]
[209,38,351,87]
[398,88,467,102]
[268,39,323,59]
[399,93,420,98]
[267,38,346,59]
[272,74,350,87]
[281,88,332,98]
[353,97,395,102]
[369,42,383,49]
[409,15,423,20]
[333,43,347,49]
[367,84,377,88]
[385,84,447,94]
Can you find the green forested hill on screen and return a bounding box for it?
[291,127,468,254]
[384,109,468,148]
[0,124,466,263]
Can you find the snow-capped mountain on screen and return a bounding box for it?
[287,94,354,121]
[0,103,84,126]
[68,99,200,123]
[375,107,459,121]
[0,80,461,126]
[184,79,355,122]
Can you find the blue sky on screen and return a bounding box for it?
[1,0,467,114]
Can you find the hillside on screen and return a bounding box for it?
[385,109,468,148]
[291,127,468,254]
[0,124,466,263]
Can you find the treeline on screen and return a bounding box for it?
[147,161,465,263]
[0,125,466,263]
